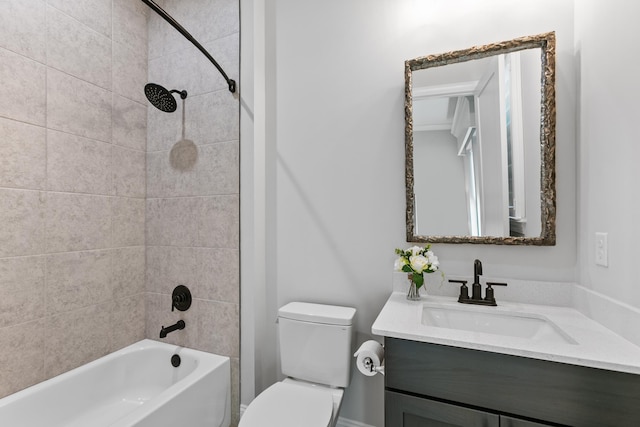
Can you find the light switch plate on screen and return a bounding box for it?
[595,232,608,267]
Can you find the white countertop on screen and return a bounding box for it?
[372,292,640,375]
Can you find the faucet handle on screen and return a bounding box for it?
[171,285,192,312]
[484,282,507,305]
[448,279,469,302]
[486,282,508,287]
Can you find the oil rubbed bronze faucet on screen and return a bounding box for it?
[449,259,507,306]
[160,320,185,338]
[472,259,483,300]
[160,286,192,338]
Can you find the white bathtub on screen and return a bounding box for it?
[0,339,231,427]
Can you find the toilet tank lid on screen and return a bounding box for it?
[279,302,356,326]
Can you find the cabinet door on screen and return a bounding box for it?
[500,415,554,427]
[386,391,499,427]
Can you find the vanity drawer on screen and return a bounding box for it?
[385,391,551,427]
[384,337,640,426]
[385,390,499,427]
[501,415,553,427]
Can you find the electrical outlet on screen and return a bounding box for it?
[595,232,608,267]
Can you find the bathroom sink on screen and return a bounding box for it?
[421,303,577,344]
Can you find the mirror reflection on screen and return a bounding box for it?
[405,33,556,245]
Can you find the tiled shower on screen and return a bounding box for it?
[0,0,239,423]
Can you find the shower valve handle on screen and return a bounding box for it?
[171,285,192,312]
[172,294,186,311]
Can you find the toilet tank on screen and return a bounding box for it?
[278,302,356,388]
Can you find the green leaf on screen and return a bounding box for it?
[402,265,412,273]
[413,274,424,286]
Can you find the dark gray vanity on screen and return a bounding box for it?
[372,291,640,427]
[384,337,640,426]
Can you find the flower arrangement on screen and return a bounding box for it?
[394,245,439,289]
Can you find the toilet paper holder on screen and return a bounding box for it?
[361,356,385,375]
[354,340,385,376]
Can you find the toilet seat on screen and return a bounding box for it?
[239,381,334,427]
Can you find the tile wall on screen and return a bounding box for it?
[145,0,240,425]
[0,2,239,422]
[0,0,148,397]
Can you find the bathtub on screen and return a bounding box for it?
[0,339,230,427]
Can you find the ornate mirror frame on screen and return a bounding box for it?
[405,32,556,245]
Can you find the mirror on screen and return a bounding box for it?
[405,32,556,245]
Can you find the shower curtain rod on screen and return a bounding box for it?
[140,0,236,93]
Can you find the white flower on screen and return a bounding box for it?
[408,246,423,256]
[394,257,407,271]
[409,255,429,273]
[429,252,438,261]
[394,245,439,276]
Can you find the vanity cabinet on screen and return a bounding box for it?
[386,390,549,426]
[500,416,549,427]
[384,337,640,427]
[386,390,500,426]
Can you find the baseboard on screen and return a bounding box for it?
[240,404,376,427]
[336,417,377,427]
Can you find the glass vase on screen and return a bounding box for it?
[406,274,422,301]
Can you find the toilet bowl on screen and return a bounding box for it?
[239,302,356,427]
[239,379,344,427]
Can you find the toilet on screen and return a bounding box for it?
[239,302,356,427]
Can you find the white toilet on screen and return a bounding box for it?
[240,302,356,427]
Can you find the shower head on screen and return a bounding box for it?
[144,83,188,113]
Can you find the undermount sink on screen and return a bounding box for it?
[421,303,577,345]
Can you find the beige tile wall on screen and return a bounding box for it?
[0,0,147,398]
[0,2,240,423]
[145,0,240,425]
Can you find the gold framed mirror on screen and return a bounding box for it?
[405,32,556,245]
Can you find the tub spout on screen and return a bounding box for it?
[160,320,185,338]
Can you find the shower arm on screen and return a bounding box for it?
[140,0,236,93]
[169,89,187,99]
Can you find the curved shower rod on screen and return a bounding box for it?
[140,0,236,93]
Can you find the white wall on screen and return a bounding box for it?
[242,1,576,425]
[575,2,640,309]
[240,0,280,410]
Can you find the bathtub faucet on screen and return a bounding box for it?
[160,320,186,338]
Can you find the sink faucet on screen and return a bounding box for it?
[448,259,507,306]
[472,259,483,300]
